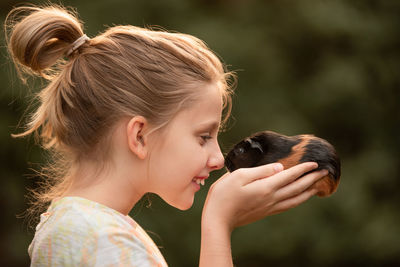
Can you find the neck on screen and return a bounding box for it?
[64,124,146,215]
[64,159,144,215]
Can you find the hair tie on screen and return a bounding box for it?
[66,34,90,57]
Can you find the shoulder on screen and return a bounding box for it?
[31,197,128,253]
[93,225,162,266]
[39,197,126,236]
[30,197,166,266]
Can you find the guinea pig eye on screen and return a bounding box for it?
[235,147,245,155]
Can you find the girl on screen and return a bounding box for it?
[5,4,328,266]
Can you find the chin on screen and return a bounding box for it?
[166,197,194,211]
[176,203,193,211]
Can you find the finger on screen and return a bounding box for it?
[270,187,317,216]
[267,162,319,190]
[232,163,284,185]
[275,169,329,200]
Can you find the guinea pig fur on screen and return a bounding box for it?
[225,131,341,197]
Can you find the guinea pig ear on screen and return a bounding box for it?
[245,138,264,153]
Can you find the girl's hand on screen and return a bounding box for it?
[202,162,327,233]
[199,162,326,267]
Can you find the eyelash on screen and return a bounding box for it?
[200,135,212,144]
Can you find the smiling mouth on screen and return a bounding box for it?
[193,178,205,186]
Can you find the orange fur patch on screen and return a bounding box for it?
[277,135,338,197]
[312,174,338,197]
[277,135,311,169]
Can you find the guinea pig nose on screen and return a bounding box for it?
[224,157,235,172]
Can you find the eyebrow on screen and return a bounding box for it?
[195,121,220,133]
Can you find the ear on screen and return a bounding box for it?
[126,116,149,160]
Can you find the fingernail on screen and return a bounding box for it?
[311,162,318,168]
[274,163,284,172]
[321,169,329,176]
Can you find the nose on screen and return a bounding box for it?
[207,143,225,171]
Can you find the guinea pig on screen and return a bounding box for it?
[225,131,341,197]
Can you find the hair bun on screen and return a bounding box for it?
[5,5,85,80]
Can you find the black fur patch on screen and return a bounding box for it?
[300,138,341,181]
[225,131,301,172]
[253,132,301,166]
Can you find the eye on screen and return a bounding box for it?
[200,135,212,145]
[235,147,245,155]
[201,135,212,141]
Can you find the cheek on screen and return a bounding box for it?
[152,130,210,173]
[159,140,205,175]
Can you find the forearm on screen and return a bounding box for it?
[199,216,233,267]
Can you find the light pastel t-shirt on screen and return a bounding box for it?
[28,197,168,267]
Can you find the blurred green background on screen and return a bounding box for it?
[1,0,399,266]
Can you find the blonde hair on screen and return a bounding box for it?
[5,4,235,216]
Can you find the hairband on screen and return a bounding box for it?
[66,34,90,57]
